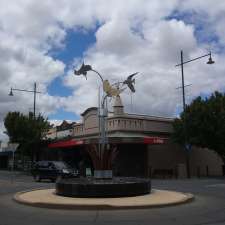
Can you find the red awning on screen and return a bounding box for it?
[143,137,167,144]
[48,139,84,148]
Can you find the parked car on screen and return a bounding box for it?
[31,161,78,182]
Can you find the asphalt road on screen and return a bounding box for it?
[0,170,225,225]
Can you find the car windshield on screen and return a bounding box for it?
[53,161,70,169]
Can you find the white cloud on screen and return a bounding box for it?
[0,0,225,139]
[49,119,73,127]
[73,4,224,118]
[0,122,8,141]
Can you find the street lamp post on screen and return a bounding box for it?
[175,50,215,178]
[9,82,41,118]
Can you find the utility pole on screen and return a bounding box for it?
[175,50,215,178]
[33,82,36,118]
[9,82,41,118]
[180,50,190,178]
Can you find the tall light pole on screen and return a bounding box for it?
[175,51,215,178]
[9,82,41,118]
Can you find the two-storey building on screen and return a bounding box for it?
[45,96,224,178]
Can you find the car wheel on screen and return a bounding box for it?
[34,174,41,182]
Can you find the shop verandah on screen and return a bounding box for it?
[44,134,224,178]
[45,136,170,178]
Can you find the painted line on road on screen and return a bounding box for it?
[205,184,225,188]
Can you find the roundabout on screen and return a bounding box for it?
[14,188,194,210]
[3,172,225,225]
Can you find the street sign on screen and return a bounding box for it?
[8,143,19,152]
[185,143,192,152]
[8,143,19,183]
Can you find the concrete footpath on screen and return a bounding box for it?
[14,188,194,210]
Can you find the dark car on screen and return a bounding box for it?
[31,161,78,182]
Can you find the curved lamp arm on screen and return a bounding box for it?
[74,63,104,83]
[91,69,104,83]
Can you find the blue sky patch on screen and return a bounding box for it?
[47,76,73,97]
[48,108,79,121]
[47,28,97,97]
[47,28,98,121]
[50,28,97,65]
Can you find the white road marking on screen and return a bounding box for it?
[205,183,225,187]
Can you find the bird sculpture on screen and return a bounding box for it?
[74,63,92,79]
[123,72,139,92]
[103,80,124,97]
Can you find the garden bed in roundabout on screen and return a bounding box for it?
[55,177,151,197]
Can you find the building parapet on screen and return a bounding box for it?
[72,123,84,136]
[106,116,173,133]
[45,111,174,140]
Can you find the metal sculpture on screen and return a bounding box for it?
[103,80,124,97]
[74,62,92,79]
[123,72,139,93]
[73,63,139,179]
[74,63,139,95]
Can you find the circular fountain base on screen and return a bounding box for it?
[55,177,151,197]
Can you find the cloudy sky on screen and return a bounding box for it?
[0,0,225,140]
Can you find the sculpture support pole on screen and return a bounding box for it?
[87,69,110,178]
[95,93,111,179]
[100,95,108,148]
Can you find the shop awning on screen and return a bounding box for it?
[48,139,84,148]
[0,151,12,156]
[143,136,167,144]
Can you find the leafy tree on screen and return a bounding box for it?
[173,91,225,162]
[4,112,51,161]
